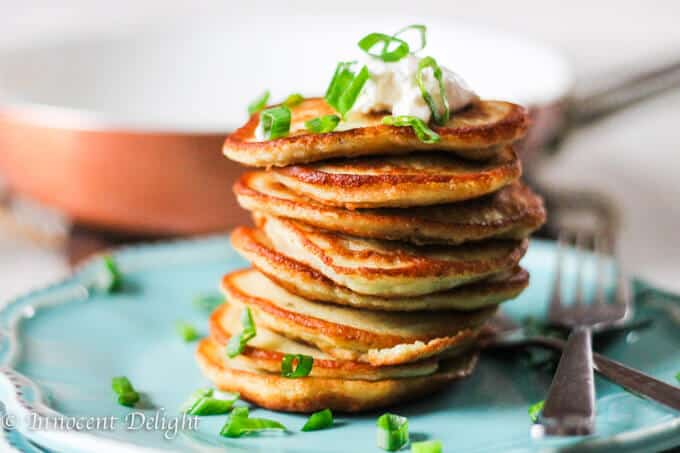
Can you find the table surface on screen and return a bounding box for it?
[1,0,679,303]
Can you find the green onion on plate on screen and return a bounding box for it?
[305,115,341,133]
[248,90,270,115]
[381,116,440,144]
[220,406,287,438]
[259,105,291,140]
[281,354,314,378]
[97,255,123,293]
[301,408,333,431]
[528,400,545,423]
[176,321,199,342]
[376,413,409,451]
[411,440,442,453]
[111,376,140,408]
[226,307,257,358]
[181,388,239,416]
[416,56,449,126]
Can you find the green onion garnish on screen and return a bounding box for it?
[176,321,199,342]
[98,255,123,293]
[675,371,679,383]
[394,24,427,53]
[192,293,223,313]
[382,116,440,143]
[281,354,314,378]
[324,62,369,118]
[358,33,409,62]
[301,408,333,431]
[226,307,257,358]
[305,115,341,133]
[411,440,442,453]
[376,413,409,451]
[220,406,287,438]
[528,400,545,423]
[111,376,140,408]
[180,388,239,416]
[259,105,291,140]
[283,93,304,108]
[248,90,270,115]
[417,56,449,126]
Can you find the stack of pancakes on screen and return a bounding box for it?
[196,98,546,413]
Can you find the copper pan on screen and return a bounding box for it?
[0,112,247,236]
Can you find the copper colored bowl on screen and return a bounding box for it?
[0,113,248,236]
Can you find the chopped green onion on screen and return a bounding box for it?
[259,105,291,140]
[226,307,257,358]
[394,24,427,53]
[417,57,449,126]
[528,400,545,423]
[301,408,333,431]
[192,293,223,313]
[180,389,240,416]
[220,407,286,438]
[305,115,341,133]
[281,354,314,378]
[358,33,409,62]
[324,62,368,118]
[248,90,270,115]
[98,255,123,293]
[176,321,199,342]
[179,388,213,412]
[112,376,140,408]
[283,93,304,108]
[376,413,409,451]
[382,116,440,144]
[411,440,442,453]
[675,371,679,383]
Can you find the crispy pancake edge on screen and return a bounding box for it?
[235,172,546,244]
[196,338,479,413]
[223,98,529,167]
[232,225,529,311]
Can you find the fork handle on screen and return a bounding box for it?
[540,326,596,435]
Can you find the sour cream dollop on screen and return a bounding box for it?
[350,54,478,123]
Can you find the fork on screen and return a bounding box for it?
[539,230,633,436]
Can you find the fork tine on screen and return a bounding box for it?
[594,231,608,305]
[573,230,588,306]
[548,231,567,321]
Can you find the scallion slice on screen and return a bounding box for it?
[98,255,123,293]
[337,65,369,117]
[226,307,256,358]
[192,293,223,313]
[259,105,291,140]
[417,56,449,126]
[528,400,545,423]
[220,407,286,438]
[248,90,270,115]
[181,389,240,416]
[281,354,314,378]
[324,62,368,118]
[358,33,409,62]
[283,93,304,108]
[111,376,140,408]
[305,115,341,133]
[179,388,213,412]
[176,321,199,342]
[394,24,427,53]
[382,116,440,144]
[675,371,679,383]
[411,440,442,453]
[376,413,409,451]
[301,408,333,431]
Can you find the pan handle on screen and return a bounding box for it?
[568,58,680,126]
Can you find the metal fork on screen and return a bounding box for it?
[539,230,633,436]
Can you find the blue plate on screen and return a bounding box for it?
[0,237,678,453]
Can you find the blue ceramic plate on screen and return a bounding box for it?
[0,237,678,453]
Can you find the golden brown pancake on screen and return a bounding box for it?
[196,338,478,413]
[231,226,529,311]
[221,269,494,366]
[223,98,528,167]
[235,171,545,244]
[210,302,440,380]
[271,146,521,209]
[247,215,527,297]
